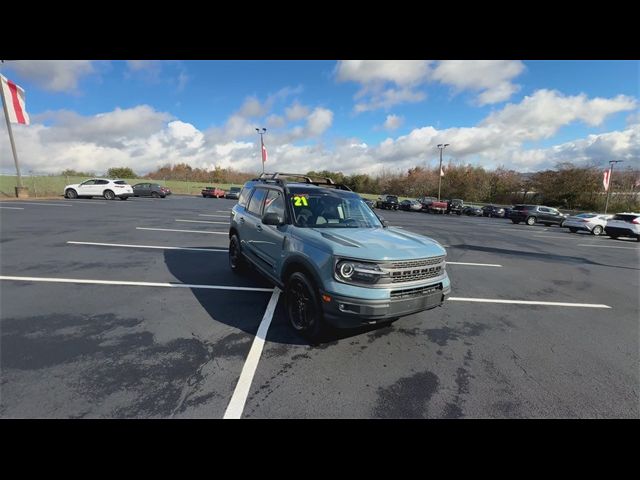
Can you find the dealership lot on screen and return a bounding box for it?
[1,196,638,418]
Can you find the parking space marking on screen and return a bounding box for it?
[175,219,229,225]
[447,262,502,267]
[447,297,611,308]
[0,275,274,292]
[224,288,281,419]
[578,244,640,250]
[67,241,228,252]
[136,227,227,235]
[0,206,24,210]
[0,202,72,207]
[532,235,578,240]
[199,214,230,218]
[216,210,231,213]
[64,201,108,205]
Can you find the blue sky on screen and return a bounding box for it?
[0,60,638,175]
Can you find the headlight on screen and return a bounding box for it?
[335,259,385,284]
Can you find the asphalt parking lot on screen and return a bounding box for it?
[1,196,638,418]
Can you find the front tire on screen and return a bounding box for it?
[285,271,325,342]
[104,190,116,200]
[526,216,536,226]
[65,189,77,199]
[592,225,603,236]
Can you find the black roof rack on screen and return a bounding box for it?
[252,172,352,191]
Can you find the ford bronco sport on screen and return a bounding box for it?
[228,173,451,340]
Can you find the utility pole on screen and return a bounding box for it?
[604,160,623,214]
[436,143,449,201]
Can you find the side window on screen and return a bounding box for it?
[264,190,285,220]
[247,188,267,216]
[81,180,96,186]
[238,187,251,207]
[96,180,109,185]
[539,207,549,213]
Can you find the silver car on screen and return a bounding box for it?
[563,213,612,236]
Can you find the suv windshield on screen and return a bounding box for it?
[230,187,241,192]
[289,188,382,228]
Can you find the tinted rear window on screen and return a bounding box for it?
[247,188,267,215]
[386,196,398,201]
[513,205,535,210]
[230,187,241,192]
[113,180,128,185]
[576,213,597,218]
[612,214,639,222]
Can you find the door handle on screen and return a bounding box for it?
[239,217,245,224]
[256,224,263,232]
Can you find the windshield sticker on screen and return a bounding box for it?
[292,195,309,207]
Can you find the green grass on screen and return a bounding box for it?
[0,175,245,198]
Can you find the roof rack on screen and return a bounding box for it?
[252,172,352,191]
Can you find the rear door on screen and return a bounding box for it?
[254,189,287,273]
[95,179,110,196]
[242,187,268,261]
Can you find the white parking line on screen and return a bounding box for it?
[217,210,231,213]
[136,227,227,235]
[64,201,107,205]
[0,206,24,210]
[0,275,274,292]
[447,262,502,267]
[532,235,575,240]
[0,202,72,207]
[67,241,228,252]
[224,288,281,419]
[199,214,230,218]
[577,244,640,250]
[447,297,611,308]
[175,219,229,225]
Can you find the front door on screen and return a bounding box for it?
[241,187,268,262]
[77,179,98,196]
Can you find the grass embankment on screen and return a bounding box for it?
[0,175,243,198]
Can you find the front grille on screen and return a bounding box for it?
[387,256,444,269]
[391,283,443,299]
[389,265,443,283]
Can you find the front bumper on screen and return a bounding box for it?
[321,276,451,328]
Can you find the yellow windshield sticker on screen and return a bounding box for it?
[292,195,309,207]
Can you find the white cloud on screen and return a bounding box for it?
[5,60,95,92]
[354,88,426,113]
[238,96,269,118]
[382,114,404,131]
[336,60,432,86]
[285,101,310,121]
[430,60,525,105]
[266,114,286,128]
[1,91,636,178]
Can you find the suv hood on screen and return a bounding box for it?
[302,226,446,261]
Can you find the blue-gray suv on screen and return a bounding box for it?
[228,173,451,340]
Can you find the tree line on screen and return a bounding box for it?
[61,161,639,212]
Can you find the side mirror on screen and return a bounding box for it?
[262,212,283,226]
[377,215,388,227]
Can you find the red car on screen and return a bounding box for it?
[201,186,226,198]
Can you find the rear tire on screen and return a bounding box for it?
[65,189,77,199]
[592,225,603,236]
[228,235,245,273]
[104,190,115,200]
[569,227,578,233]
[526,216,536,226]
[285,271,325,343]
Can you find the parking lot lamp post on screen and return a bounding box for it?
[437,143,449,201]
[604,160,624,214]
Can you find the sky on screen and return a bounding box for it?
[0,60,638,176]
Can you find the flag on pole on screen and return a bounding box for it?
[0,74,30,125]
[261,138,268,164]
[603,168,611,191]
[440,165,445,177]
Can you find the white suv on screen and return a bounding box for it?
[64,178,134,200]
[604,213,640,241]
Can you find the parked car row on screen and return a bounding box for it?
[64,178,174,200]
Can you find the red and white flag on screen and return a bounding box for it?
[261,139,268,164]
[602,168,611,191]
[0,74,30,125]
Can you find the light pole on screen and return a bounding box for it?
[436,143,449,201]
[256,127,266,174]
[604,160,624,214]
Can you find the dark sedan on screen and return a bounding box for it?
[225,186,241,200]
[462,205,483,216]
[132,182,171,198]
[400,199,423,211]
[482,205,505,217]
